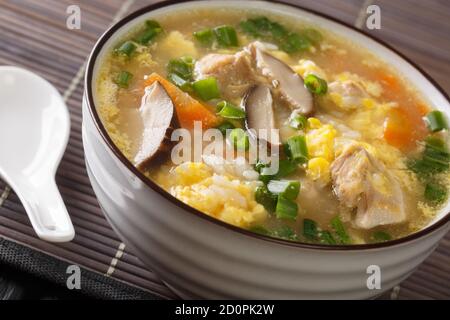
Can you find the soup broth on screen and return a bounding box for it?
[95,8,450,245]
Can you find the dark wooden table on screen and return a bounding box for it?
[0,0,449,300]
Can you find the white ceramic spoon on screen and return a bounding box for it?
[0,66,74,242]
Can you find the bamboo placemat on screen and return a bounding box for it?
[0,0,449,299]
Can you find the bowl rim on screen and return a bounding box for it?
[85,0,450,251]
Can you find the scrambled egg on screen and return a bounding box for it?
[293,59,328,80]
[305,118,337,185]
[162,162,267,228]
[96,68,132,158]
[157,31,198,59]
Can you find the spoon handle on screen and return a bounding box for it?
[15,178,75,242]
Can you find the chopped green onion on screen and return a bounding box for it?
[302,28,323,44]
[255,185,278,213]
[136,20,162,45]
[371,231,392,243]
[167,57,195,80]
[289,114,307,130]
[168,73,192,92]
[276,159,298,177]
[330,215,351,244]
[285,135,308,164]
[304,74,328,95]
[216,101,246,119]
[267,180,300,200]
[114,71,133,88]
[269,21,288,38]
[216,121,235,136]
[193,28,214,46]
[135,27,161,45]
[229,128,249,151]
[424,110,448,132]
[319,231,336,245]
[424,182,447,204]
[254,159,269,173]
[145,20,161,29]
[249,225,270,236]
[303,219,318,240]
[240,17,322,55]
[273,226,297,241]
[214,25,239,47]
[193,77,221,100]
[115,41,137,57]
[259,159,297,183]
[240,17,287,40]
[409,136,450,175]
[275,195,298,220]
[239,20,261,37]
[280,33,311,53]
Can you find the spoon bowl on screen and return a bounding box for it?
[0,66,74,242]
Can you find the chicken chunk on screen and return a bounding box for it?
[330,143,406,229]
[194,51,255,100]
[328,80,368,110]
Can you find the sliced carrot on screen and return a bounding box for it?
[143,73,219,129]
[383,106,427,151]
[416,103,430,117]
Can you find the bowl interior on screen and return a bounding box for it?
[89,0,450,241]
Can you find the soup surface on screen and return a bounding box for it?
[95,8,450,245]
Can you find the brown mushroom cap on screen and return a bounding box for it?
[252,45,314,115]
[243,84,280,147]
[134,81,177,169]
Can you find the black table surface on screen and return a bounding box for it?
[0,262,86,300]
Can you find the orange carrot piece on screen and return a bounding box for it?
[143,73,219,129]
[383,107,427,151]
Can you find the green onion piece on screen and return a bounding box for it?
[276,159,298,178]
[114,71,133,88]
[275,195,298,220]
[319,231,336,245]
[216,121,235,136]
[254,159,269,173]
[330,215,351,244]
[289,114,307,130]
[273,226,297,241]
[214,25,238,47]
[216,101,246,119]
[255,185,278,213]
[269,21,288,38]
[371,231,391,243]
[304,74,328,95]
[409,136,450,175]
[259,159,297,183]
[168,73,192,92]
[303,219,318,240]
[285,135,308,164]
[302,28,323,44]
[193,28,214,46]
[280,33,311,53]
[249,225,270,236]
[193,77,221,100]
[145,20,161,29]
[229,128,249,151]
[255,161,273,184]
[425,110,448,132]
[167,57,195,80]
[136,27,161,45]
[267,180,300,200]
[424,182,447,204]
[239,20,261,37]
[115,41,137,57]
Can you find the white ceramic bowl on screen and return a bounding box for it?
[83,0,450,299]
